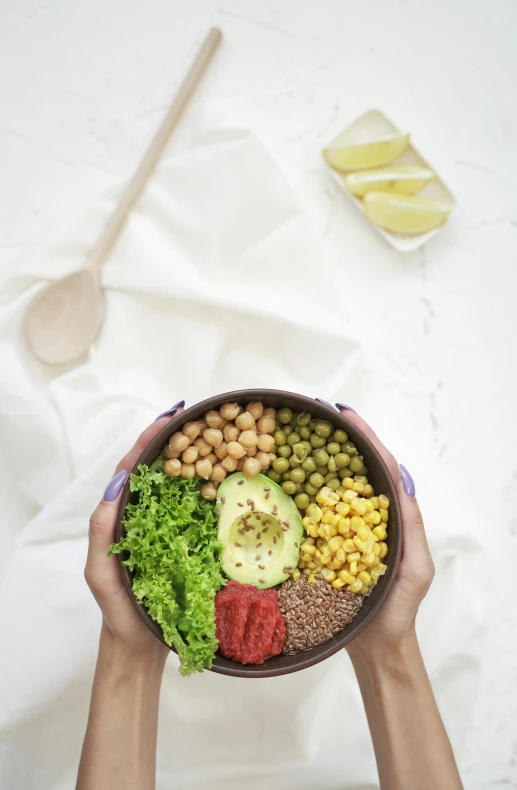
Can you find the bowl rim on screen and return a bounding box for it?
[115,389,402,677]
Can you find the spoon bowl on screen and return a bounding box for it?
[24,269,102,366]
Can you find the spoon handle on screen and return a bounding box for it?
[87,27,222,276]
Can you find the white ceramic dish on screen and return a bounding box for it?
[323,109,456,252]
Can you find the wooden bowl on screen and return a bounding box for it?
[115,389,402,677]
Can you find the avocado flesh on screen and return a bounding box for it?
[216,473,303,589]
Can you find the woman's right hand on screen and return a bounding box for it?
[334,405,435,658]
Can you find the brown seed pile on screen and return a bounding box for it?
[278,575,363,655]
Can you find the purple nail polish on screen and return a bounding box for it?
[103,470,128,502]
[155,400,185,421]
[399,464,416,497]
[315,398,337,410]
[335,402,356,413]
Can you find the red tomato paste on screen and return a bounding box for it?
[215,580,286,664]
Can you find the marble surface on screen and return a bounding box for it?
[1,1,516,788]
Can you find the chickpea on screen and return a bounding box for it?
[203,427,223,448]
[227,441,247,459]
[269,452,277,462]
[169,432,190,452]
[196,458,213,479]
[237,457,246,471]
[206,452,218,465]
[163,444,180,459]
[181,463,196,479]
[257,433,275,453]
[194,437,212,456]
[246,402,264,420]
[239,429,259,448]
[214,440,229,460]
[223,423,240,442]
[222,455,238,472]
[243,457,262,478]
[257,414,276,434]
[210,464,227,483]
[220,402,240,420]
[164,458,181,476]
[263,407,277,419]
[256,451,271,470]
[182,421,202,441]
[246,446,257,456]
[204,410,224,429]
[235,411,255,431]
[182,446,199,464]
[201,481,218,500]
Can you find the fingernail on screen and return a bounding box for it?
[154,400,185,421]
[103,470,128,502]
[315,398,337,410]
[335,402,356,413]
[399,464,416,497]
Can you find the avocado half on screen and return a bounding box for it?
[216,473,303,589]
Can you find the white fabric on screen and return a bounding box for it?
[1,2,516,789]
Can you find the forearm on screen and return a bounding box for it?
[77,626,167,790]
[349,628,463,790]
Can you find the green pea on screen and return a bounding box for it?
[338,467,352,479]
[324,471,337,483]
[334,429,348,443]
[294,493,310,509]
[295,483,304,494]
[304,482,318,496]
[282,480,297,495]
[343,441,358,456]
[302,457,317,473]
[278,444,292,458]
[290,468,306,484]
[310,419,318,430]
[315,421,332,438]
[296,412,311,426]
[335,452,351,469]
[289,415,299,430]
[350,456,364,473]
[326,442,341,455]
[283,424,292,436]
[327,478,341,491]
[292,443,308,462]
[314,449,330,467]
[327,456,337,473]
[316,466,328,476]
[273,457,289,474]
[289,454,302,468]
[298,425,311,440]
[278,408,292,425]
[267,469,282,484]
[287,432,301,447]
[274,429,286,446]
[282,471,291,481]
[310,434,326,449]
[309,472,325,488]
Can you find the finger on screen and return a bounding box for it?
[114,404,184,476]
[85,470,129,599]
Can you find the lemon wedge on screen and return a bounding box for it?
[345,165,435,197]
[323,132,410,172]
[363,192,451,235]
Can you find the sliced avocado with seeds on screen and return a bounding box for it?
[216,473,303,589]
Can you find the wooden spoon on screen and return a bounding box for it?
[25,28,222,366]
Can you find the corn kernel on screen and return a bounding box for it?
[358,525,371,541]
[325,524,338,537]
[317,526,327,539]
[358,570,371,585]
[353,536,365,551]
[321,568,336,582]
[352,481,365,493]
[335,502,350,516]
[363,484,374,497]
[336,547,346,563]
[321,511,333,525]
[307,504,323,522]
[298,559,306,569]
[330,513,341,528]
[370,567,380,581]
[307,524,319,538]
[308,573,317,584]
[332,578,345,589]
[373,543,380,556]
[349,579,363,593]
[360,585,370,595]
[342,538,356,553]
[350,516,364,532]
[354,475,368,484]
[303,568,311,575]
[347,551,361,562]
[344,490,359,501]
[338,518,351,536]
[329,492,340,503]
[371,511,382,525]
[378,542,388,559]
[370,496,379,509]
[365,500,374,513]
[363,553,378,567]
[343,477,355,489]
[292,568,301,582]
[307,560,317,569]
[328,559,342,571]
[372,526,387,540]
[352,500,368,516]
[328,536,343,552]
[301,542,316,555]
[357,563,366,572]
[380,508,389,523]
[378,562,387,575]
[321,544,332,557]
[316,489,329,504]
[379,494,390,508]
[339,570,355,585]
[349,560,358,575]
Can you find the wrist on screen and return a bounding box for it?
[347,624,420,678]
[98,624,168,680]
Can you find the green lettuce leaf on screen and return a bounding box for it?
[109,463,224,676]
